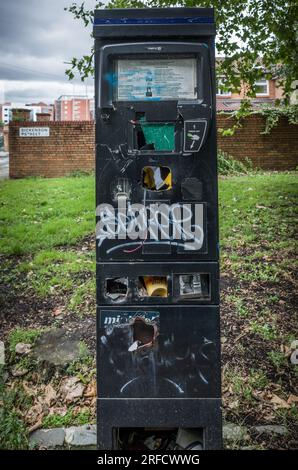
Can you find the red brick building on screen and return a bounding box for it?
[28,102,54,121]
[216,72,283,112]
[54,95,93,121]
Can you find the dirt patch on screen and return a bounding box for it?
[0,289,96,352]
[1,233,297,449]
[220,243,297,449]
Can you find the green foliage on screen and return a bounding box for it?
[225,367,269,402]
[0,407,28,450]
[69,169,94,177]
[267,350,287,369]
[18,249,95,298]
[218,150,254,175]
[229,296,250,318]
[8,328,41,354]
[276,404,298,422]
[250,321,278,341]
[78,340,90,359]
[64,1,104,80]
[69,278,96,315]
[237,262,281,282]
[66,344,96,382]
[218,99,253,136]
[0,371,29,450]
[260,104,298,134]
[65,0,298,103]
[42,408,91,428]
[11,112,26,123]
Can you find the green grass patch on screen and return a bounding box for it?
[225,368,269,403]
[8,328,42,354]
[0,175,94,256]
[219,173,297,247]
[66,343,96,384]
[218,150,254,175]
[0,370,29,450]
[68,278,96,315]
[219,172,297,277]
[226,295,251,317]
[1,172,296,263]
[276,404,298,422]
[267,350,287,369]
[250,320,279,341]
[18,249,95,298]
[42,408,91,428]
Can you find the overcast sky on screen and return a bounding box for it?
[0,0,99,104]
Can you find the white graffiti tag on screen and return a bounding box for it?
[96,202,204,252]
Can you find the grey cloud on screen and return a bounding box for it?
[2,81,93,103]
[3,86,54,103]
[0,0,97,102]
[0,0,93,60]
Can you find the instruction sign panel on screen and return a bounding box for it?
[117,58,197,101]
[184,120,207,153]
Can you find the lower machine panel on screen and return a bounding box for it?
[97,398,222,450]
[97,305,220,399]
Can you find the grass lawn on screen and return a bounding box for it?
[0,175,94,255]
[0,171,297,449]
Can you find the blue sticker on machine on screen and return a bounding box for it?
[100,310,160,327]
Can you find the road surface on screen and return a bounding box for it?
[0,152,9,180]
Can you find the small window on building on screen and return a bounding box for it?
[216,78,231,97]
[255,78,269,96]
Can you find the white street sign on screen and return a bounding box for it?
[19,127,50,137]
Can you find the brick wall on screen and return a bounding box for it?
[217,114,298,170]
[9,115,297,178]
[36,113,51,122]
[9,121,95,178]
[11,108,31,122]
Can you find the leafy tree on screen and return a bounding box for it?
[65,1,298,130]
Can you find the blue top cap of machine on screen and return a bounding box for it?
[93,8,216,38]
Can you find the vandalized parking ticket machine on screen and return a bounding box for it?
[94,7,222,449]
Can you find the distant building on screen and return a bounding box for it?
[216,61,284,112]
[27,102,54,120]
[0,102,54,124]
[89,98,95,120]
[54,95,93,121]
[0,103,10,124]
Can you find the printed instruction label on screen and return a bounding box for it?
[117,58,197,101]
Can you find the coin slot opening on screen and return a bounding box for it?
[178,274,210,299]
